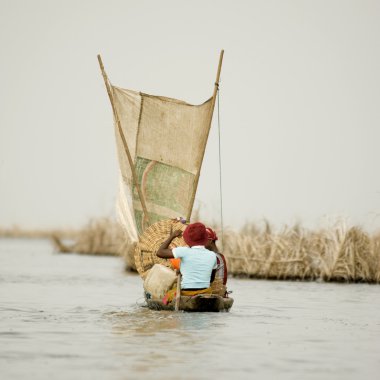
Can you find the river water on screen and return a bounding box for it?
[1,238,379,380]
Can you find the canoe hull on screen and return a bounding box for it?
[145,293,234,312]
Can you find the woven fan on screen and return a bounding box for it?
[134,219,188,279]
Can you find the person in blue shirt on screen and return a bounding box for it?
[157,222,217,291]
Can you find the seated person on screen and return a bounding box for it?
[205,227,228,286]
[157,222,217,301]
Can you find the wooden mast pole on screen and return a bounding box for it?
[186,50,224,222]
[174,271,181,311]
[97,54,150,228]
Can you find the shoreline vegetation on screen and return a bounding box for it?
[1,218,379,283]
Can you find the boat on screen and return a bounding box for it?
[97,51,234,312]
[136,219,234,312]
[146,293,234,312]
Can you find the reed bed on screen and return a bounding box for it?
[0,226,78,239]
[50,218,130,257]
[0,218,136,270]
[3,218,380,282]
[50,218,138,271]
[222,222,380,283]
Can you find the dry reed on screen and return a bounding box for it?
[50,218,127,256]
[49,218,138,272]
[0,218,136,270]
[0,226,78,239]
[50,218,137,271]
[222,221,380,283]
[2,218,380,283]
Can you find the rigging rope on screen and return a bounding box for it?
[217,85,224,249]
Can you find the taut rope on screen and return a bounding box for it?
[217,84,224,249]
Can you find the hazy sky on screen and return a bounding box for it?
[1,0,379,231]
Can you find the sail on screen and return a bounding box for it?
[112,86,213,239]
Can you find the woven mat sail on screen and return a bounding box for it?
[112,87,213,238]
[134,219,188,279]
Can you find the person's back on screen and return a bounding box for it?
[172,246,216,289]
[156,222,217,292]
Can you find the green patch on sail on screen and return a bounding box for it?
[133,157,194,233]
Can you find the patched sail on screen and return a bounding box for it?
[112,87,213,238]
[98,53,223,242]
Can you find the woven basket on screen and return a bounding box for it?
[134,219,188,279]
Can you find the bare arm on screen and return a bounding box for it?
[156,229,182,259]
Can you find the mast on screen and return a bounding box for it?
[97,54,151,229]
[186,50,224,221]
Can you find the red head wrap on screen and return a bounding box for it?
[183,222,209,247]
[205,227,218,242]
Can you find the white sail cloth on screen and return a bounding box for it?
[112,86,213,239]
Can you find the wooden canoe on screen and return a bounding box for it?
[145,293,234,312]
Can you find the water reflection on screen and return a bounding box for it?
[106,306,221,337]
